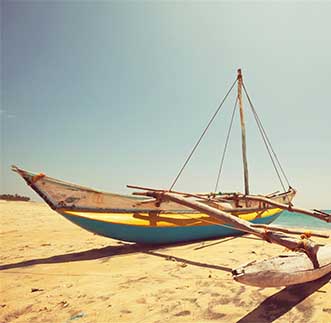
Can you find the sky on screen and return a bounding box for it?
[1,1,330,208]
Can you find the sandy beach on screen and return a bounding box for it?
[1,201,330,323]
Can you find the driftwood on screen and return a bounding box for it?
[232,245,331,287]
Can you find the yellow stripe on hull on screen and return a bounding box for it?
[64,208,282,227]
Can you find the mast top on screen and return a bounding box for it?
[237,68,242,80]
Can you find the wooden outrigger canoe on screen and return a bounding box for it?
[12,166,287,244]
[11,69,298,246]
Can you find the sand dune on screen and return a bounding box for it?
[1,201,330,322]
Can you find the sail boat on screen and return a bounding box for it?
[12,69,327,245]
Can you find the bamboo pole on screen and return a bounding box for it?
[128,184,213,202]
[130,185,329,238]
[251,224,330,239]
[229,194,331,222]
[140,190,321,268]
[237,69,250,195]
[128,184,329,223]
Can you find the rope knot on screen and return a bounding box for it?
[300,231,312,239]
[29,173,45,185]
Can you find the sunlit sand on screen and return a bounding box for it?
[1,201,330,322]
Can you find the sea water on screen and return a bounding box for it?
[274,210,331,231]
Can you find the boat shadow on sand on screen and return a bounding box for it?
[0,237,235,272]
[1,237,330,321]
[238,272,331,323]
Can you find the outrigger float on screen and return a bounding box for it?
[13,69,331,287]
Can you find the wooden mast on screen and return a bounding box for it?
[237,69,250,195]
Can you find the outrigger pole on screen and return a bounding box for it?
[132,188,331,287]
[237,69,250,195]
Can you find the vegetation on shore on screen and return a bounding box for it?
[0,194,30,202]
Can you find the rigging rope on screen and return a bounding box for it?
[169,72,292,195]
[214,96,238,193]
[242,82,291,191]
[169,78,238,191]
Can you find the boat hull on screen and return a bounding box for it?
[11,166,288,244]
[60,211,283,244]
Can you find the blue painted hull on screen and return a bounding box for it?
[61,212,283,244]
